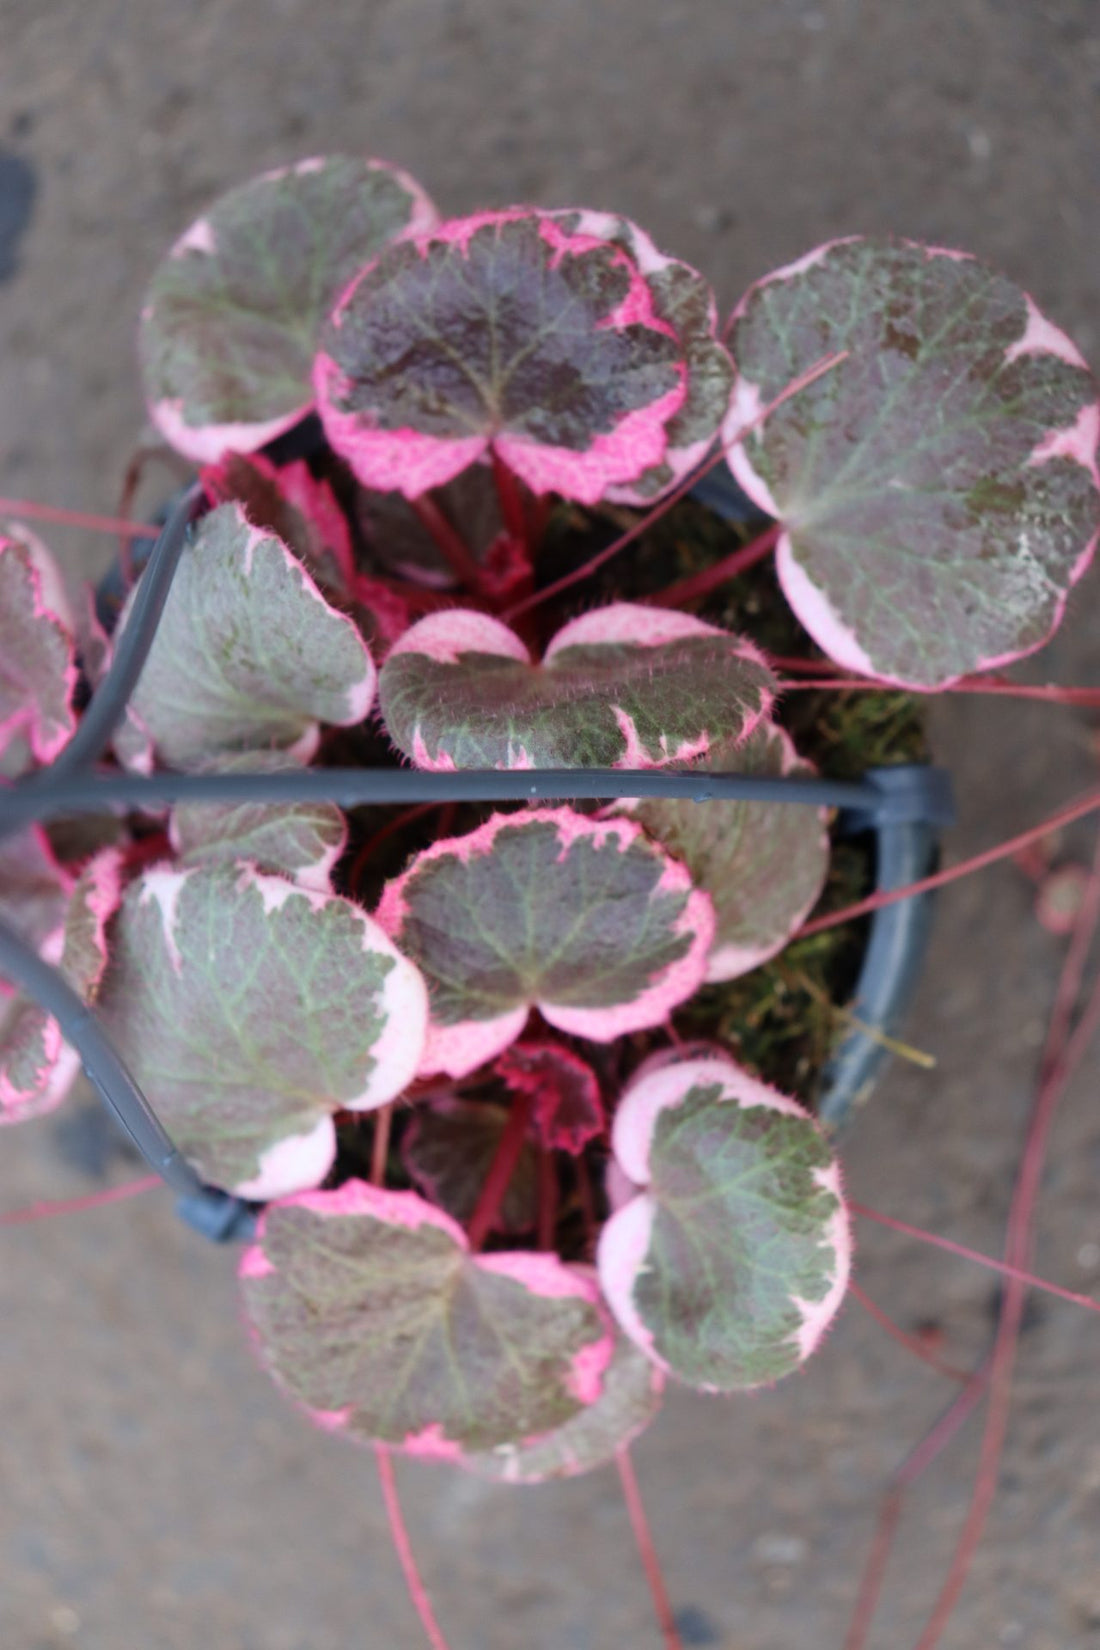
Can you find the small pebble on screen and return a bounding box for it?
[49,1605,80,1636]
[752,1532,808,1566]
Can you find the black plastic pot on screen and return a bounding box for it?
[0,459,953,1244]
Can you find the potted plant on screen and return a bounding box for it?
[1,156,1097,1649]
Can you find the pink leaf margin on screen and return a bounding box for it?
[374,808,715,1079]
[0,533,78,765]
[314,208,689,504]
[597,1055,852,1384]
[721,237,1100,689]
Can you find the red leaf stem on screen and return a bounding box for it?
[797,784,1100,939]
[847,1278,970,1381]
[643,523,780,609]
[490,449,530,554]
[465,1083,535,1252]
[374,1445,454,1650]
[0,1175,161,1227]
[502,350,848,623]
[347,803,441,897]
[409,494,493,596]
[615,1446,685,1650]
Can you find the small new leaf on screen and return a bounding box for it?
[402,1096,539,1233]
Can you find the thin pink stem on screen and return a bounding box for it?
[465,1084,535,1252]
[409,494,492,596]
[851,1205,1100,1318]
[644,523,780,609]
[0,1175,161,1227]
[371,1102,394,1189]
[374,1446,454,1650]
[909,837,1100,1650]
[0,496,160,539]
[778,676,1100,706]
[490,448,530,553]
[615,1447,684,1650]
[848,1278,970,1380]
[502,349,848,623]
[797,784,1100,939]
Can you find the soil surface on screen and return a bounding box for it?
[2,4,1100,1648]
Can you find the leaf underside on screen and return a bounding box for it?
[241,1185,611,1453]
[727,237,1100,686]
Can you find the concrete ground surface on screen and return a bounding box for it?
[2,2,1099,1646]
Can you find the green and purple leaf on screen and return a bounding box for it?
[96,866,427,1196]
[0,532,76,764]
[357,461,505,588]
[375,808,714,1079]
[380,604,775,771]
[598,1054,850,1391]
[116,503,376,772]
[402,1095,539,1233]
[497,1040,604,1154]
[461,1324,664,1483]
[550,209,734,504]
[239,1182,614,1455]
[724,237,1100,687]
[169,753,347,892]
[613,722,830,980]
[315,209,690,503]
[140,156,438,462]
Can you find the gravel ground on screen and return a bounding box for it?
[1,3,1099,1647]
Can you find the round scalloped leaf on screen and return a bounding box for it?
[117,503,376,772]
[0,534,76,764]
[615,722,829,981]
[140,156,438,462]
[96,865,428,1197]
[380,604,775,771]
[169,753,346,893]
[402,1096,539,1233]
[239,1182,614,1455]
[598,1055,850,1392]
[550,209,734,505]
[376,808,714,1079]
[461,1329,664,1483]
[497,1040,604,1155]
[724,237,1100,687]
[315,209,689,503]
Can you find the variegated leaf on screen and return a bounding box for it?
[376,808,714,1079]
[141,156,438,462]
[550,209,734,504]
[401,1096,539,1233]
[0,533,76,764]
[725,237,1100,686]
[598,1055,850,1391]
[379,604,775,771]
[96,866,427,1197]
[615,722,829,980]
[239,1182,614,1455]
[202,450,357,597]
[315,209,689,503]
[461,1326,664,1483]
[117,503,376,772]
